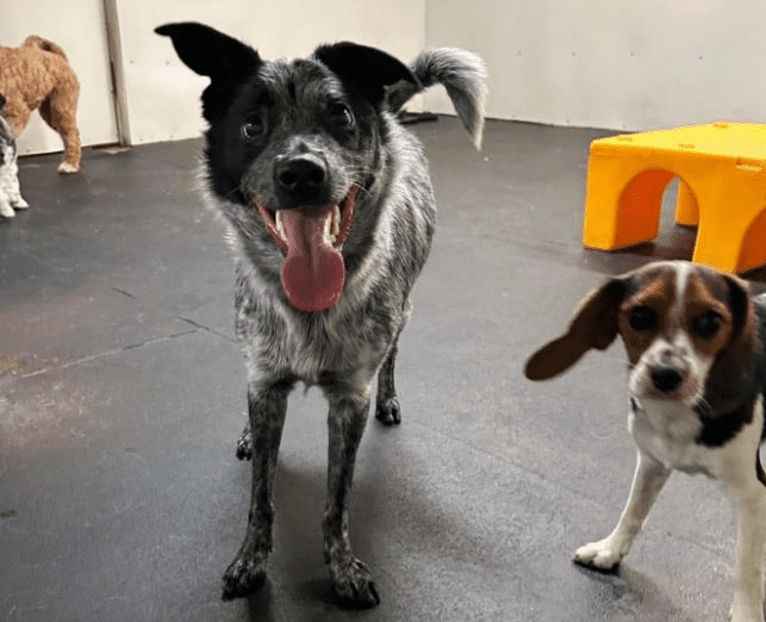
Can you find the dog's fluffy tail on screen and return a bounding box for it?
[23,35,68,60]
[387,48,487,149]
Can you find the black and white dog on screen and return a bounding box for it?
[525,261,766,622]
[0,93,29,219]
[156,23,486,605]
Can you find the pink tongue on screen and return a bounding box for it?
[279,206,345,312]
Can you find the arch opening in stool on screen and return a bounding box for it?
[614,169,676,247]
[739,205,766,273]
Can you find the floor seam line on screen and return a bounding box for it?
[16,329,200,379]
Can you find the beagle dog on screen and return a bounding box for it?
[525,260,766,622]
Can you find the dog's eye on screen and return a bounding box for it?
[692,311,723,339]
[628,305,657,331]
[330,102,354,129]
[240,120,265,141]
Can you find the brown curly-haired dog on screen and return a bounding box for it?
[0,36,81,173]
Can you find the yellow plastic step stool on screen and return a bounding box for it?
[582,122,766,273]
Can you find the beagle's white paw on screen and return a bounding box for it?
[573,537,625,571]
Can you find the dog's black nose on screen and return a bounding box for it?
[650,366,683,392]
[274,154,329,207]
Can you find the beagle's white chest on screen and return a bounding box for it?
[628,398,716,476]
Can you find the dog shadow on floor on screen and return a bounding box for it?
[215,385,730,621]
[239,459,380,620]
[573,562,699,622]
[237,421,546,617]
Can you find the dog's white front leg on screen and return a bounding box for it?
[574,449,670,570]
[728,479,766,622]
[730,486,766,622]
[0,197,14,218]
[8,162,28,208]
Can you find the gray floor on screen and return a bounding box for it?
[1,117,761,622]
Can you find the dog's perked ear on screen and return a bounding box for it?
[524,278,628,381]
[155,22,262,121]
[314,42,418,106]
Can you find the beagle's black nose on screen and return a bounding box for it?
[650,366,683,393]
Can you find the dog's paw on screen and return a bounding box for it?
[13,197,29,209]
[58,162,80,174]
[375,396,401,426]
[235,424,253,461]
[728,593,765,622]
[573,538,623,572]
[0,205,14,218]
[221,555,267,600]
[330,557,380,607]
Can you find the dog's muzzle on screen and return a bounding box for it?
[273,153,332,208]
[632,342,698,402]
[252,185,359,314]
[649,365,684,393]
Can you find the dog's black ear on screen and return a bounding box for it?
[524,279,627,381]
[0,93,5,108]
[155,22,262,121]
[314,42,418,106]
[155,22,260,81]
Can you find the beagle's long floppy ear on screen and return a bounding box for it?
[722,273,751,346]
[702,273,756,409]
[524,278,627,381]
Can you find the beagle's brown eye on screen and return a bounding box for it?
[692,311,723,339]
[629,305,657,331]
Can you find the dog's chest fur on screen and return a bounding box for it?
[629,395,765,482]
[629,399,711,474]
[233,255,405,386]
[214,113,433,386]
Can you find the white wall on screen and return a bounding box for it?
[117,0,427,145]
[424,0,766,131]
[2,1,118,156]
[9,1,766,153]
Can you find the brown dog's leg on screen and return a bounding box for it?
[323,384,379,606]
[3,100,31,138]
[222,378,292,600]
[38,81,81,173]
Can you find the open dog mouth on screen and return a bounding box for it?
[252,186,359,313]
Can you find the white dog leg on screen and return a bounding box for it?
[0,198,15,218]
[9,165,28,209]
[574,449,671,570]
[728,481,766,622]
